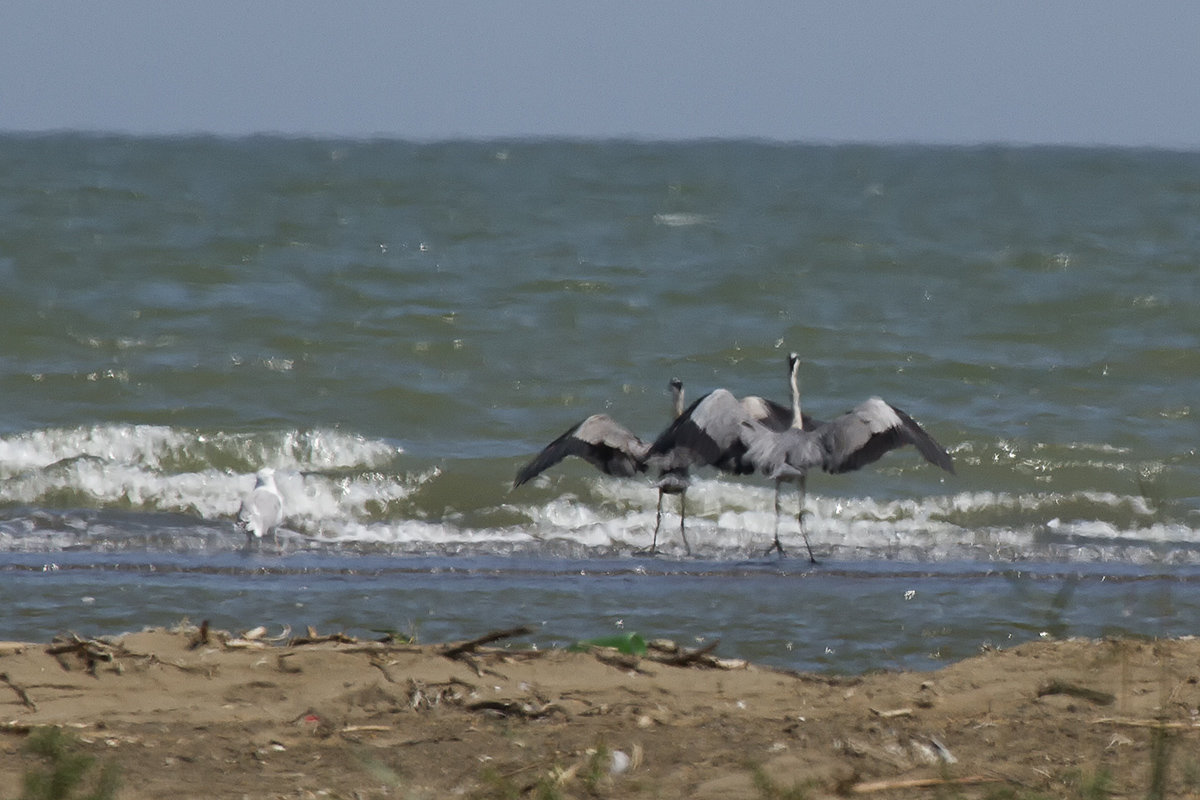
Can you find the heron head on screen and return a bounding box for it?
[669,377,683,391]
[787,352,800,371]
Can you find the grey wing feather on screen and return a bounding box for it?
[819,398,955,475]
[740,421,824,479]
[740,395,823,432]
[647,389,753,473]
[890,404,955,474]
[739,396,792,431]
[513,414,649,488]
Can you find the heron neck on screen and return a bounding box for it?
[790,367,804,429]
[671,386,684,418]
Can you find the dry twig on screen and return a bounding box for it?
[1037,679,1115,706]
[440,625,535,660]
[0,672,36,710]
[650,639,721,667]
[850,775,1003,794]
[46,633,120,675]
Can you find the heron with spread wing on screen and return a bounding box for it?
[648,353,954,561]
[513,379,691,554]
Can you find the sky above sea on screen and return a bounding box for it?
[2,2,1199,148]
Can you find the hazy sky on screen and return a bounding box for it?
[4,2,1198,147]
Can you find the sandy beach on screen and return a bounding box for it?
[2,623,1198,798]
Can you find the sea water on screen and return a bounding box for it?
[1,135,1197,672]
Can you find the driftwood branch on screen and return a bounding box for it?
[466,699,567,719]
[187,619,210,650]
[1037,679,1115,706]
[850,775,1003,794]
[0,672,36,710]
[652,639,721,667]
[1092,717,1200,730]
[592,649,656,675]
[440,625,535,660]
[46,633,120,676]
[291,632,359,646]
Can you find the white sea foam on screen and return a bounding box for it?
[0,424,401,475]
[507,474,1197,561]
[0,424,1195,560]
[652,212,713,227]
[0,424,411,540]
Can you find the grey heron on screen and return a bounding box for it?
[648,354,953,561]
[513,379,691,554]
[648,388,815,478]
[237,467,285,545]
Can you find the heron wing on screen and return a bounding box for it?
[513,414,649,487]
[819,397,955,475]
[739,395,823,432]
[740,395,791,431]
[647,389,755,473]
[734,421,809,480]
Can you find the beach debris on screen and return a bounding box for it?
[573,632,738,670]
[1037,679,1116,706]
[441,625,536,660]
[277,653,302,674]
[869,706,914,719]
[848,775,1002,794]
[291,626,358,646]
[367,654,400,683]
[653,639,723,667]
[407,677,475,711]
[570,632,647,656]
[340,724,392,734]
[1,672,36,710]
[1091,717,1200,730]
[440,625,536,676]
[222,636,270,650]
[1107,732,1135,748]
[926,735,957,764]
[466,698,566,719]
[187,620,210,650]
[837,731,958,771]
[538,745,637,793]
[46,633,121,675]
[372,627,417,644]
[590,648,655,675]
[0,642,27,656]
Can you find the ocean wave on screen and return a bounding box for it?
[0,423,411,531]
[0,424,1196,563]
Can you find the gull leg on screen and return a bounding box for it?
[678,490,691,556]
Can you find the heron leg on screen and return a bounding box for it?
[765,480,787,557]
[633,490,666,556]
[797,475,818,564]
[678,490,691,556]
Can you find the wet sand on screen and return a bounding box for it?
[2,624,1198,798]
